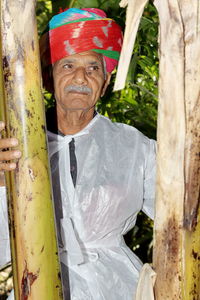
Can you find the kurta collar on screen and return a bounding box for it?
[47,112,100,141]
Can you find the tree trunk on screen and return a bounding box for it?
[153,0,200,299]
[0,1,63,299]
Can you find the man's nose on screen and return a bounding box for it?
[72,67,88,85]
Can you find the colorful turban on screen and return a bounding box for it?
[40,8,123,73]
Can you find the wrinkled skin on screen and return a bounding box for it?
[53,51,111,135]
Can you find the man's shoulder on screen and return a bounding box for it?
[97,114,150,142]
[96,114,156,160]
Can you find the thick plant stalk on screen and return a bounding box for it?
[153,0,200,299]
[113,0,199,298]
[0,1,63,299]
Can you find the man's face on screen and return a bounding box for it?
[52,51,111,112]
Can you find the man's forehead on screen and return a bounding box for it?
[59,51,104,64]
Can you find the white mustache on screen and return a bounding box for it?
[64,85,92,94]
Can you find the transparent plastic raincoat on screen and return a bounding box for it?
[0,113,156,300]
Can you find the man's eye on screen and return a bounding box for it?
[63,64,73,69]
[88,66,100,71]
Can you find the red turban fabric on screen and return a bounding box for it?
[40,8,123,73]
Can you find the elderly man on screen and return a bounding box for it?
[0,8,156,300]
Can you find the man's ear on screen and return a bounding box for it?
[101,73,111,97]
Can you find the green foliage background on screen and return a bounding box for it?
[36,0,159,263]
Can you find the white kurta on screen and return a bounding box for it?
[0,113,156,300]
